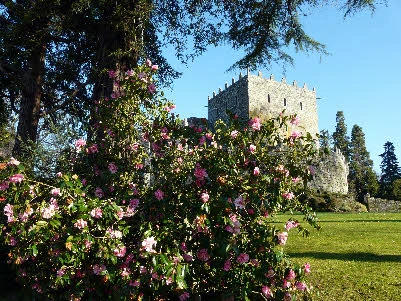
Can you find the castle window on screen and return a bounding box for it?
[284,98,287,106]
[268,94,271,103]
[300,102,303,110]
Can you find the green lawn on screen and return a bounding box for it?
[279,212,401,301]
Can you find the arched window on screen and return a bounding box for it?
[284,98,287,106]
[300,102,303,110]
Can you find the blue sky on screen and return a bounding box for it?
[162,1,401,173]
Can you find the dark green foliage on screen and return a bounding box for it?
[379,141,401,199]
[319,129,332,150]
[349,125,379,203]
[393,179,401,200]
[332,111,350,161]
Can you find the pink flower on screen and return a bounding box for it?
[0,181,9,191]
[148,83,156,94]
[9,174,24,183]
[308,165,316,175]
[200,192,209,203]
[9,237,17,246]
[114,245,127,257]
[291,131,302,138]
[285,220,300,231]
[90,208,102,219]
[230,130,239,138]
[249,117,261,131]
[86,144,99,154]
[249,144,256,153]
[194,165,208,179]
[56,172,63,177]
[74,138,86,149]
[125,69,134,77]
[253,167,260,176]
[74,218,87,229]
[108,163,118,174]
[57,269,66,277]
[236,253,249,264]
[108,70,117,78]
[265,267,275,278]
[146,59,152,67]
[154,189,164,200]
[290,116,300,125]
[223,259,232,271]
[284,292,292,301]
[277,231,288,245]
[197,249,210,262]
[292,177,301,183]
[151,65,159,71]
[129,199,139,210]
[282,192,294,200]
[50,188,61,196]
[95,187,104,198]
[303,262,311,274]
[199,136,206,145]
[262,285,272,298]
[141,237,157,252]
[234,195,246,210]
[296,281,307,291]
[225,225,234,233]
[93,264,106,275]
[286,269,296,280]
[183,253,193,262]
[179,292,190,301]
[7,157,20,166]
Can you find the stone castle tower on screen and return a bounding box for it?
[208,70,318,138]
[205,70,348,195]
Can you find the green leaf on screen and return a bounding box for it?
[32,244,38,257]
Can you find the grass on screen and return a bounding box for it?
[278,212,401,301]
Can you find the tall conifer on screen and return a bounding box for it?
[332,111,350,161]
[379,141,401,198]
[349,125,378,202]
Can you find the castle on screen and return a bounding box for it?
[203,69,348,195]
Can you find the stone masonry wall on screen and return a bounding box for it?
[309,148,349,194]
[366,195,401,212]
[208,73,249,128]
[247,73,318,138]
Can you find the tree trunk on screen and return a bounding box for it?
[12,44,46,160]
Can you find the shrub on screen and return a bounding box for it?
[0,62,319,300]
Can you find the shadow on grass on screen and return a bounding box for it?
[288,252,401,263]
[320,220,401,223]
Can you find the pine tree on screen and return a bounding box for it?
[332,111,350,161]
[379,141,401,198]
[319,129,332,150]
[349,125,379,202]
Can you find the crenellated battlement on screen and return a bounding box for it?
[207,70,315,100]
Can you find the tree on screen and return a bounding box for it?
[332,111,350,161]
[349,125,378,202]
[379,141,401,199]
[1,0,386,161]
[319,129,332,150]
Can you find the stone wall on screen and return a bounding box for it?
[309,148,349,194]
[208,72,249,128]
[366,195,401,212]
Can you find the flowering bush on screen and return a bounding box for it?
[0,62,319,300]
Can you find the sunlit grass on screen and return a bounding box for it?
[278,212,401,301]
